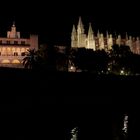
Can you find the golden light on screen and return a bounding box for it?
[120,70,124,75]
[2,48,6,51]
[7,47,11,51]
[12,59,20,64]
[16,48,20,52]
[21,48,26,52]
[12,48,16,51]
[26,48,29,51]
[2,59,10,63]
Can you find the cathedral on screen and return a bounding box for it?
[0,22,38,68]
[71,17,140,54]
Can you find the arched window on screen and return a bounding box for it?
[12,59,20,64]
[2,59,10,63]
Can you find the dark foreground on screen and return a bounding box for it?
[0,68,139,140]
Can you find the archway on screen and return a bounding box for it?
[12,59,20,64]
[1,59,10,63]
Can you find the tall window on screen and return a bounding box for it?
[21,41,25,45]
[14,52,18,56]
[21,52,25,56]
[14,41,18,45]
[7,41,10,44]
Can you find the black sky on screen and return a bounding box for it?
[0,0,140,46]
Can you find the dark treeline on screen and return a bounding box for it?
[69,45,140,75]
[22,44,140,75]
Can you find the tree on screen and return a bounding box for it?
[22,49,38,69]
[45,45,57,72]
[109,45,132,74]
[73,48,109,73]
[73,48,90,71]
[36,44,48,69]
[94,49,109,73]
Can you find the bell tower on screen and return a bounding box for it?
[7,22,20,38]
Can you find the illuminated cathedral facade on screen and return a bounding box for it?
[71,17,140,54]
[0,23,38,67]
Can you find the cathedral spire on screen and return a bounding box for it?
[77,16,84,34]
[106,30,109,39]
[97,30,100,38]
[88,23,94,40]
[78,16,83,27]
[71,24,77,40]
[88,23,93,35]
[71,24,77,48]
[72,24,76,34]
[87,23,95,50]
[125,32,128,40]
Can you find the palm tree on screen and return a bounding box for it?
[22,49,37,69]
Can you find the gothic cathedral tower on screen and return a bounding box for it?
[77,17,86,48]
[71,25,77,48]
[71,17,86,48]
[87,23,95,50]
[71,17,95,49]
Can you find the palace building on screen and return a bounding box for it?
[0,22,38,68]
[71,17,140,54]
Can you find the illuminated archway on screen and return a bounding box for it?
[21,48,26,52]
[2,59,10,63]
[12,59,20,64]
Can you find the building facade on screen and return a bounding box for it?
[71,17,140,54]
[0,23,38,67]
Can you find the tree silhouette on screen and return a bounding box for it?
[73,48,109,73]
[22,49,38,69]
[109,45,132,74]
[94,49,109,73]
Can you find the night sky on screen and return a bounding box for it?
[0,0,140,46]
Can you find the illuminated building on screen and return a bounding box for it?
[71,17,140,54]
[0,22,38,67]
